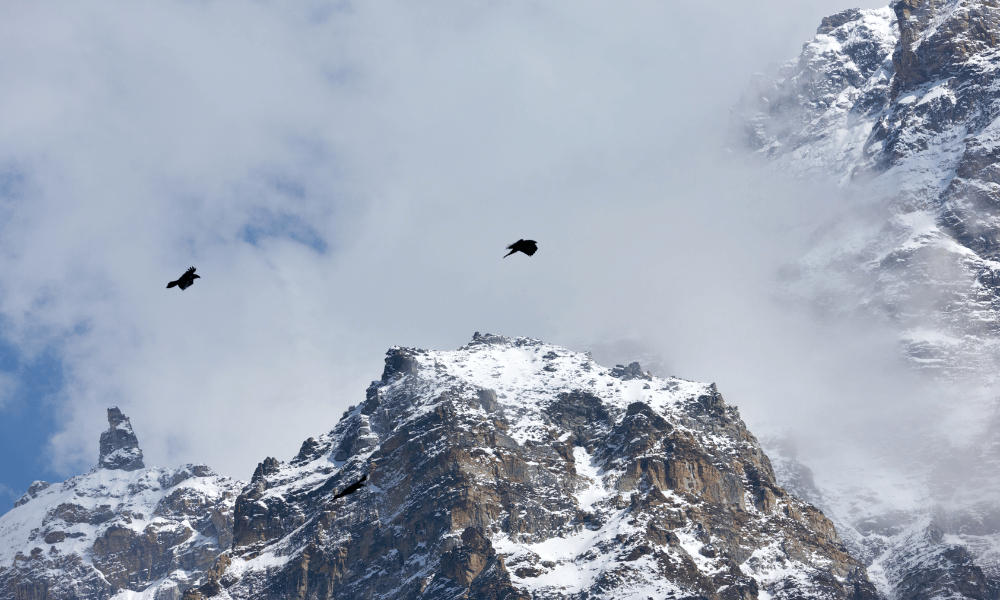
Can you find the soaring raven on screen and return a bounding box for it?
[167,267,200,290]
[504,239,538,258]
[333,474,367,500]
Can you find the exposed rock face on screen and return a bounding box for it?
[732,2,1000,599]
[208,335,875,600]
[99,407,144,472]
[891,0,1000,99]
[427,527,529,600]
[0,409,242,600]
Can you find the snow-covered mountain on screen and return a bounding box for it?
[0,408,243,600]
[1,335,878,599]
[733,1,1000,599]
[181,334,875,600]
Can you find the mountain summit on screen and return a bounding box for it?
[203,334,875,600]
[0,408,242,600]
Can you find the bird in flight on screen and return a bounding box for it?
[504,239,538,258]
[333,474,367,500]
[167,267,200,290]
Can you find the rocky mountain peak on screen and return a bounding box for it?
[97,406,144,471]
[0,335,880,600]
[213,334,877,600]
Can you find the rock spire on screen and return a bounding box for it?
[98,407,144,471]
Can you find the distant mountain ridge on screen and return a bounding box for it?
[0,334,877,599]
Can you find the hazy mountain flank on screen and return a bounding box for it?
[733,1,1000,599]
[733,0,1000,376]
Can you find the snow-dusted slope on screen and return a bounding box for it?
[0,409,243,600]
[733,2,1000,598]
[181,334,875,600]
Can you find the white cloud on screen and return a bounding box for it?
[0,483,17,503]
[0,0,897,483]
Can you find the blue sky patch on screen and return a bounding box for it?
[0,164,27,202]
[268,176,306,200]
[0,341,65,516]
[240,208,329,254]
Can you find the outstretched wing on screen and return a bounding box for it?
[169,267,198,290]
[504,239,523,258]
[504,239,537,257]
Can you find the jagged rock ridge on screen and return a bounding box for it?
[191,334,875,600]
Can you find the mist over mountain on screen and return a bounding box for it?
[732,0,1000,598]
[0,0,891,516]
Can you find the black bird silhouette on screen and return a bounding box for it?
[504,239,538,258]
[166,267,200,291]
[333,474,367,500]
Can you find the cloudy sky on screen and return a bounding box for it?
[0,0,893,513]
